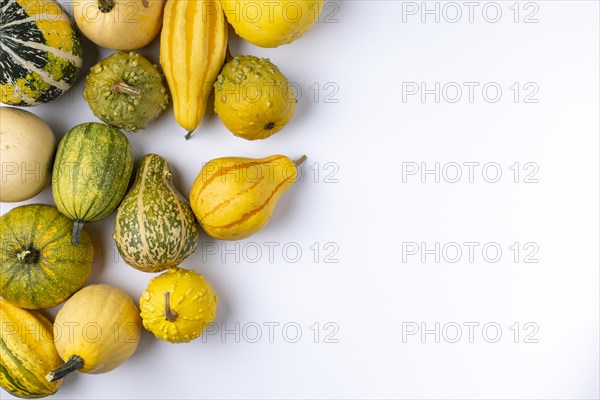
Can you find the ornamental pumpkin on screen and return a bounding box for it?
[0,204,93,309]
[0,299,63,398]
[0,0,83,105]
[114,154,198,272]
[52,122,134,245]
[0,107,56,202]
[221,0,324,48]
[73,0,164,51]
[46,284,141,382]
[140,267,217,343]
[214,55,297,140]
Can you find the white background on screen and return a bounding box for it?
[1,1,599,399]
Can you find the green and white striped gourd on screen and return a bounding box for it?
[52,122,134,245]
[113,154,198,272]
[0,0,83,105]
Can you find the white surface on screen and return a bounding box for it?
[1,1,599,399]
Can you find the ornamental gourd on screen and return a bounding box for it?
[221,0,324,48]
[189,154,306,240]
[0,0,83,105]
[0,204,93,309]
[52,122,134,245]
[160,0,227,138]
[0,299,63,398]
[114,154,198,273]
[214,56,297,140]
[83,52,169,132]
[46,284,141,382]
[139,267,217,343]
[0,107,56,202]
[73,0,164,51]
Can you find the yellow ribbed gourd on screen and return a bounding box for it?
[0,299,63,398]
[140,267,217,343]
[160,0,228,138]
[46,284,141,383]
[189,154,306,240]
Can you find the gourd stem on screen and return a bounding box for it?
[294,155,307,167]
[72,220,84,245]
[17,248,40,263]
[46,355,84,382]
[164,291,178,322]
[97,0,115,13]
[113,80,141,97]
[185,130,194,140]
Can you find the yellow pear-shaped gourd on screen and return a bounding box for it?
[139,267,217,343]
[189,154,306,240]
[1,299,63,398]
[221,0,324,47]
[46,284,141,382]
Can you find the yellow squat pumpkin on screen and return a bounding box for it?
[140,267,217,343]
[46,284,141,382]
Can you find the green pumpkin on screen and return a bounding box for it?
[52,122,134,245]
[0,204,93,309]
[113,154,198,272]
[0,0,83,106]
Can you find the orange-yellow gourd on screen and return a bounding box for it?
[189,154,306,240]
[160,0,228,138]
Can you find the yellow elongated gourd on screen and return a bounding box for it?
[0,299,63,398]
[160,0,228,138]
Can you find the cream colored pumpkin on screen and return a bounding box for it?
[46,284,141,382]
[73,0,164,50]
[0,107,56,202]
